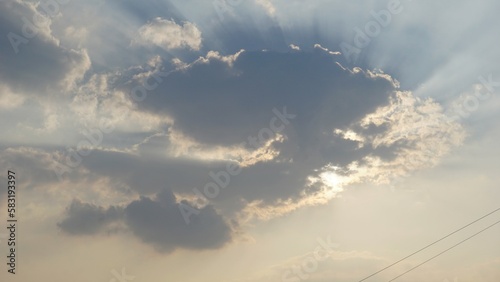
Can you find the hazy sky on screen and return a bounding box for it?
[0,0,499,281]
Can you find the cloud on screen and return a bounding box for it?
[58,200,123,235]
[125,189,232,252]
[122,49,396,149]
[138,17,202,51]
[289,44,300,51]
[0,1,91,145]
[0,147,64,187]
[313,44,341,55]
[55,48,464,225]
[0,85,25,109]
[328,90,467,186]
[0,44,466,229]
[58,189,233,253]
[255,0,276,16]
[0,1,90,96]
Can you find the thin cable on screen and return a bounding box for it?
[358,207,500,282]
[388,219,500,281]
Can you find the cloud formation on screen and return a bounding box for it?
[58,189,233,253]
[122,49,396,149]
[138,17,202,51]
[44,48,463,228]
[0,1,90,96]
[125,189,232,252]
[58,200,123,235]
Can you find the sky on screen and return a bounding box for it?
[0,0,499,281]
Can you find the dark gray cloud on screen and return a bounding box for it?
[0,1,89,97]
[0,43,456,232]
[125,189,232,252]
[58,189,233,252]
[58,200,123,235]
[122,50,396,148]
[79,149,227,195]
[0,147,64,189]
[58,49,407,215]
[75,147,346,211]
[59,49,402,212]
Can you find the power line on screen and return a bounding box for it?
[388,218,500,281]
[358,207,500,282]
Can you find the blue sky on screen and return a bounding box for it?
[0,0,499,281]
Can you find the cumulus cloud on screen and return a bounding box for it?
[0,30,466,245]
[125,189,232,252]
[289,44,300,51]
[52,48,462,226]
[0,147,81,210]
[58,189,233,252]
[138,17,202,51]
[0,1,92,147]
[58,200,123,235]
[0,1,90,96]
[307,90,467,188]
[0,147,65,187]
[0,41,466,231]
[122,49,395,149]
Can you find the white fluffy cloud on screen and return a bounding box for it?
[138,17,202,51]
[255,0,276,16]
